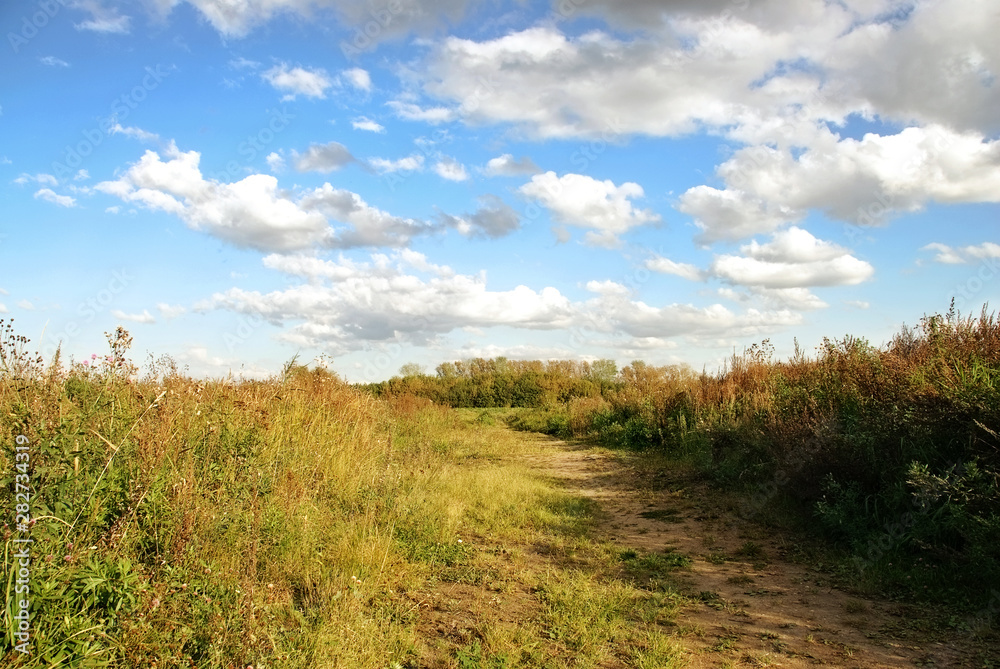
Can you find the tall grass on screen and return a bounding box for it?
[3,324,653,667]
[383,306,1000,610]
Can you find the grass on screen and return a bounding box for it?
[0,325,691,667]
[380,305,1000,613]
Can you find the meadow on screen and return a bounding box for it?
[1,304,998,666]
[369,304,1000,611]
[1,322,688,667]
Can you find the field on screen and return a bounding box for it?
[1,308,999,667]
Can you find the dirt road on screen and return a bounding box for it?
[529,439,996,668]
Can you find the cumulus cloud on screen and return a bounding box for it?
[198,249,576,351]
[73,0,131,33]
[158,303,187,319]
[352,116,385,132]
[520,172,660,247]
[683,126,1000,242]
[583,284,803,339]
[442,195,521,239]
[110,123,160,142]
[34,188,76,207]
[368,154,424,173]
[710,227,874,288]
[265,152,285,173]
[385,6,999,243]
[387,101,456,124]
[293,141,355,172]
[922,241,1000,264]
[168,0,475,41]
[433,157,469,181]
[111,309,156,324]
[262,63,333,100]
[484,153,541,176]
[298,184,439,248]
[645,256,704,282]
[94,144,436,252]
[14,173,58,186]
[343,67,371,91]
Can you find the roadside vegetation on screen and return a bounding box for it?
[370,304,1000,615]
[1,321,688,667]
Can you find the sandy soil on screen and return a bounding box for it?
[532,440,998,668]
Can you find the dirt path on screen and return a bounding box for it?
[528,439,994,668]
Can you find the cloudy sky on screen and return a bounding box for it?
[1,0,998,381]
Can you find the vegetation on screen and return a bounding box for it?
[373,305,1000,611]
[1,321,687,667]
[3,303,997,665]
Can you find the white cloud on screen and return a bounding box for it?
[110,123,160,142]
[96,145,436,252]
[368,154,424,173]
[14,173,58,186]
[433,157,469,181]
[199,250,577,351]
[157,303,187,319]
[293,141,355,172]
[645,256,704,282]
[299,184,438,248]
[520,172,660,247]
[74,169,90,181]
[167,0,475,41]
[17,300,35,310]
[343,68,371,91]
[922,241,1000,264]
[386,8,999,245]
[584,289,803,339]
[719,286,829,311]
[40,56,69,67]
[484,153,541,176]
[679,186,799,244]
[352,116,385,133]
[229,57,260,69]
[442,195,521,239]
[683,126,1000,241]
[73,0,131,33]
[711,227,874,288]
[387,101,456,124]
[262,63,333,100]
[265,152,285,173]
[34,188,76,207]
[112,309,155,324]
[105,206,121,214]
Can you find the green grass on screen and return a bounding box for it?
[0,326,693,667]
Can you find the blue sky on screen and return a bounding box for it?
[1,0,998,381]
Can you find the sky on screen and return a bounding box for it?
[1,0,998,382]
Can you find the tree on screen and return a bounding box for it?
[399,362,425,378]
